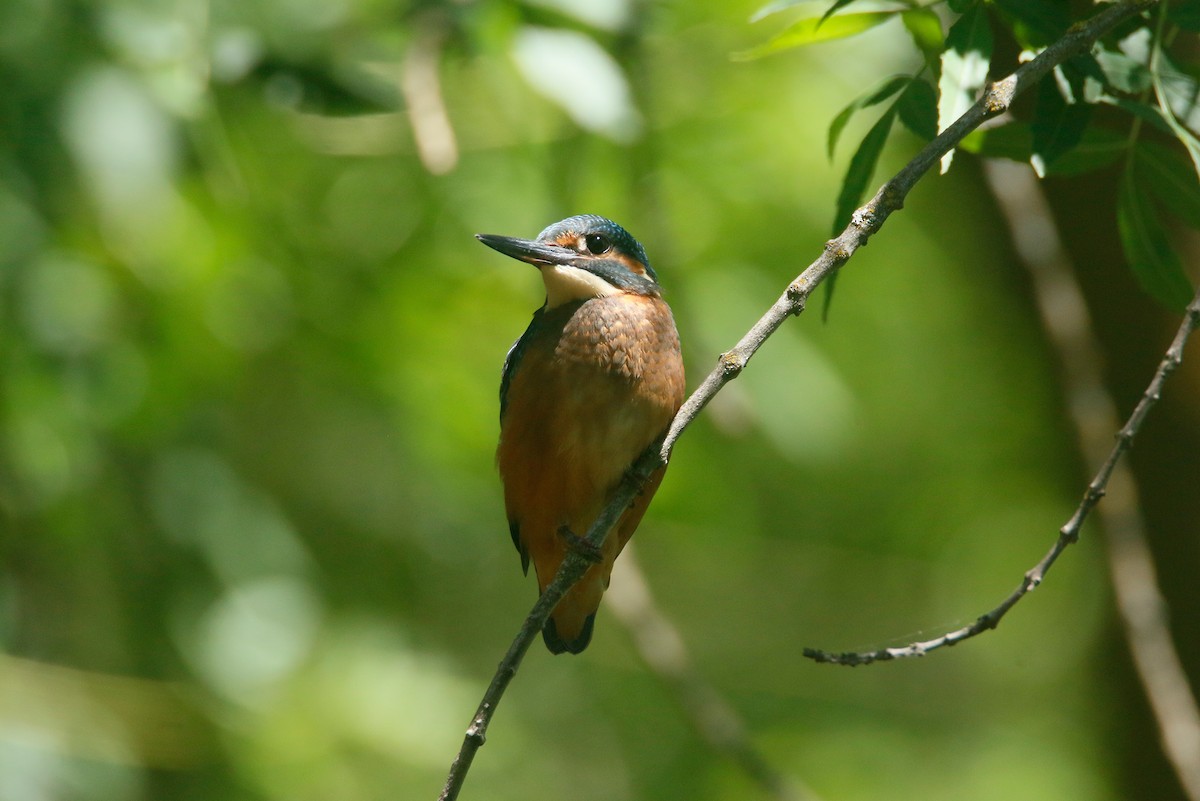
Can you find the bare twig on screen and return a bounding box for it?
[984,160,1200,801]
[608,548,821,801]
[438,2,1159,797]
[802,249,1200,668]
[804,278,1200,666]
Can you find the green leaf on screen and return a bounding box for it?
[901,8,944,76]
[819,0,865,26]
[1095,45,1152,94]
[749,0,805,24]
[733,11,898,60]
[1118,167,1196,311]
[897,78,938,141]
[1151,43,1200,179]
[824,104,896,318]
[828,75,910,158]
[1030,72,1093,177]
[1135,141,1200,228]
[959,122,1033,161]
[946,0,977,12]
[1042,126,1127,176]
[991,0,1069,48]
[938,4,993,172]
[1167,0,1200,31]
[1101,95,1173,135]
[1154,50,1200,135]
[833,105,898,236]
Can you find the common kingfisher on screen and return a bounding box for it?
[477,215,685,654]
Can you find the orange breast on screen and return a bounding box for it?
[498,293,684,652]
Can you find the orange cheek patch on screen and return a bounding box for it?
[614,253,648,276]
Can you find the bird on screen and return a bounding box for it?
[477,215,685,654]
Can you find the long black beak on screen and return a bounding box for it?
[476,234,577,266]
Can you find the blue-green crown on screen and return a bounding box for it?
[536,215,657,282]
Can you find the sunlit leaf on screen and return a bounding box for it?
[1136,141,1200,228]
[1151,42,1200,179]
[1030,72,1093,177]
[749,0,806,24]
[828,75,910,158]
[1118,167,1196,311]
[512,26,641,143]
[938,4,993,171]
[1154,49,1200,136]
[901,8,944,75]
[820,0,866,27]
[1094,46,1152,94]
[733,12,897,60]
[897,77,938,141]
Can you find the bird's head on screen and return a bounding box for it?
[477,215,659,308]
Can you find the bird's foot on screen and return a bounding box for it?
[558,525,604,563]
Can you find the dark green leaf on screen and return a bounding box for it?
[733,11,898,60]
[1031,72,1093,177]
[819,0,864,27]
[828,75,910,157]
[938,4,993,172]
[833,105,898,236]
[1168,0,1200,31]
[824,105,899,317]
[1117,167,1196,311]
[947,0,977,12]
[901,8,943,75]
[1042,126,1128,176]
[991,0,1069,48]
[1136,141,1200,228]
[1101,95,1173,135]
[959,122,1033,161]
[897,78,938,141]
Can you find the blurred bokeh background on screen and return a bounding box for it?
[1,1,1198,800]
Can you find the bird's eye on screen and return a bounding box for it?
[584,234,610,255]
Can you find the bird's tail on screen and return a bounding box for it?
[540,569,606,654]
[542,612,595,654]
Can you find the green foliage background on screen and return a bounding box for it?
[1,1,1197,800]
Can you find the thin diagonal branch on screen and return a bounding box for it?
[984,160,1200,801]
[802,280,1200,667]
[438,2,1159,797]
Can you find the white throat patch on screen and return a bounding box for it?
[540,264,621,308]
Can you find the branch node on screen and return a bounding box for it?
[983,76,1017,115]
[719,351,744,378]
[1024,571,1041,591]
[878,182,904,213]
[851,206,876,231]
[785,279,809,313]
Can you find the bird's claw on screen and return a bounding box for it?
[558,525,604,563]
